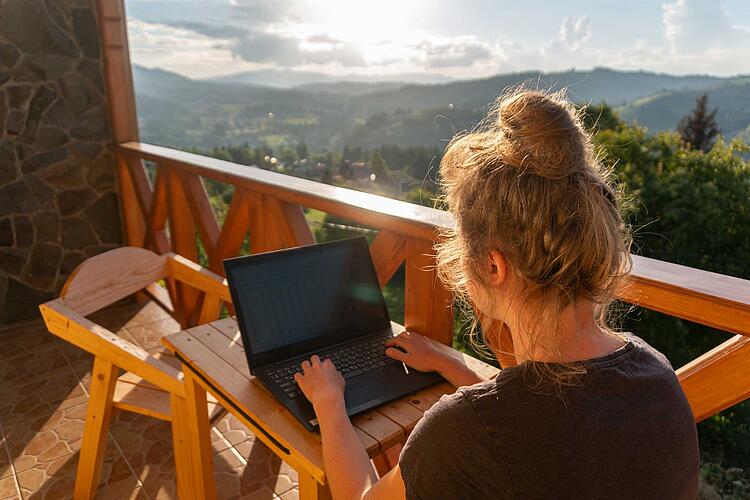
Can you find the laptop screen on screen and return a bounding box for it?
[224,237,391,368]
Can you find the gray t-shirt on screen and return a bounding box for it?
[399,334,699,499]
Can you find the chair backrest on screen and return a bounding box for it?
[60,247,169,316]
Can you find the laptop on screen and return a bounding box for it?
[223,236,444,431]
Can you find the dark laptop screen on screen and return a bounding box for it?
[225,238,390,368]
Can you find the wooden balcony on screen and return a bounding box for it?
[111,141,750,426]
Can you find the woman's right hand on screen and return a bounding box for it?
[385,330,453,373]
[385,329,492,387]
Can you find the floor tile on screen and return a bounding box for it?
[239,484,278,500]
[15,446,131,500]
[0,476,19,499]
[0,438,12,480]
[278,487,299,500]
[124,317,182,353]
[215,414,259,448]
[0,369,86,428]
[0,322,61,362]
[4,403,89,475]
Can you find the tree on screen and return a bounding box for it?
[296,141,309,160]
[677,93,720,153]
[369,152,391,183]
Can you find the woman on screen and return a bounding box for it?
[294,89,699,499]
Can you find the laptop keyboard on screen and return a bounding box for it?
[266,332,398,399]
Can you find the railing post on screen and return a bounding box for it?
[404,238,454,345]
[165,166,200,326]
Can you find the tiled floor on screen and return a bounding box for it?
[0,301,299,500]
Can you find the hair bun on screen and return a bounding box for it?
[497,90,589,180]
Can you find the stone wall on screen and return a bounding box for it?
[0,0,121,323]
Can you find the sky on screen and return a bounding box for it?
[125,0,750,81]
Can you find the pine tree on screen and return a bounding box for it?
[677,93,720,153]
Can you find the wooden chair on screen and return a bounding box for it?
[39,247,232,499]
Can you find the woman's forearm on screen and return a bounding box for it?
[315,400,377,500]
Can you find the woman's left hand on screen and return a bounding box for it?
[294,355,346,412]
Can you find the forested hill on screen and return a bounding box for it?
[133,65,749,151]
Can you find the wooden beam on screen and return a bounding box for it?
[124,156,153,223]
[167,254,232,303]
[677,334,750,422]
[276,199,315,247]
[368,231,406,288]
[404,238,454,345]
[165,167,200,326]
[620,255,750,337]
[115,155,146,246]
[95,0,138,142]
[211,189,251,273]
[179,171,220,255]
[144,171,170,254]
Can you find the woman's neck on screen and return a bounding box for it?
[503,299,626,364]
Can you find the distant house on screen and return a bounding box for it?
[351,162,370,181]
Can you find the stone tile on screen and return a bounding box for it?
[0,343,69,384]
[95,477,148,500]
[16,443,131,500]
[0,438,12,479]
[278,487,299,500]
[124,317,182,352]
[0,321,62,362]
[108,411,177,500]
[0,476,19,499]
[215,414,258,448]
[239,484,278,500]
[4,403,88,474]
[268,461,298,494]
[0,368,86,427]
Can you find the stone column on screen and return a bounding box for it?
[0,0,121,323]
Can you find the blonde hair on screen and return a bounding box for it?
[436,88,632,383]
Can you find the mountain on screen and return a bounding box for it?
[132,65,750,151]
[207,69,452,88]
[347,68,729,117]
[618,79,750,138]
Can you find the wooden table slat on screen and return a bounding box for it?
[374,399,426,434]
[351,411,404,452]
[187,324,252,378]
[208,317,242,343]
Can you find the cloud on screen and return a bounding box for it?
[558,16,592,51]
[233,31,365,67]
[663,0,749,53]
[415,38,495,68]
[153,18,366,68]
[542,16,592,55]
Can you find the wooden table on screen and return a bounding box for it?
[162,317,499,500]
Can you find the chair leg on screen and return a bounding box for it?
[74,356,119,500]
[170,370,216,499]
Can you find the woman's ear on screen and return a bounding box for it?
[486,249,507,287]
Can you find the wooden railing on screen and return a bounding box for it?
[113,141,750,423]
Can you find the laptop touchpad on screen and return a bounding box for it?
[345,377,389,408]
